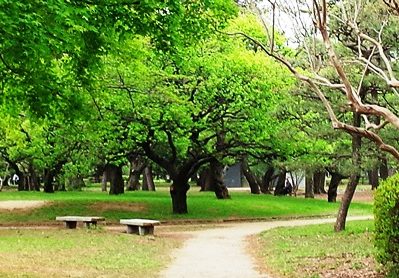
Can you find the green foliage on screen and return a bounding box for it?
[374,174,399,276]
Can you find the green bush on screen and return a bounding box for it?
[374,173,399,277]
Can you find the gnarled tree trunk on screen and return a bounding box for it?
[126,155,145,191]
[241,157,260,194]
[170,178,190,214]
[210,159,230,199]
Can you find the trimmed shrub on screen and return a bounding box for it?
[374,173,399,277]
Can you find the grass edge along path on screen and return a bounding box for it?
[250,220,383,278]
[0,190,372,225]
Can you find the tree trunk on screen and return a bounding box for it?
[260,167,274,194]
[379,156,389,180]
[241,157,260,194]
[368,167,379,190]
[108,164,124,195]
[142,166,155,191]
[210,159,230,199]
[126,156,145,191]
[28,164,40,191]
[198,168,213,191]
[335,112,361,232]
[170,180,190,214]
[101,169,108,192]
[313,170,326,194]
[327,172,344,202]
[305,170,314,198]
[274,169,286,196]
[43,169,55,193]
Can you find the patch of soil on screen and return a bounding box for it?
[304,255,384,278]
[314,190,374,203]
[90,202,148,213]
[0,200,48,211]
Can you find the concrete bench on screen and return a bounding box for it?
[56,216,105,229]
[120,219,160,235]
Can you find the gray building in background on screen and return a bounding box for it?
[223,163,243,188]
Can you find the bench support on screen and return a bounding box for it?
[65,221,77,229]
[84,221,98,228]
[126,225,155,235]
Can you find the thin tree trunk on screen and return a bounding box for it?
[380,156,389,180]
[335,112,361,232]
[142,166,155,191]
[274,169,286,196]
[101,169,108,192]
[305,170,314,198]
[108,164,124,195]
[241,157,260,194]
[368,167,379,190]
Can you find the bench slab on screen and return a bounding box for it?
[56,216,105,229]
[120,219,160,235]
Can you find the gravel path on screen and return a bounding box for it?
[160,216,373,278]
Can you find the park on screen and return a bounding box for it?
[0,0,399,277]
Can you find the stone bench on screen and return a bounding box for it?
[56,216,105,229]
[120,219,160,235]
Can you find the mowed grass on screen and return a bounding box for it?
[0,189,372,225]
[0,228,180,278]
[253,220,380,278]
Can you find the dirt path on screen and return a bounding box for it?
[160,216,373,278]
[0,200,47,210]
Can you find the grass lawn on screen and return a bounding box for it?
[251,220,383,278]
[0,228,180,278]
[0,189,372,225]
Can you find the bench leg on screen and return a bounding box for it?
[84,221,97,228]
[126,225,139,234]
[139,226,154,236]
[65,221,77,229]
